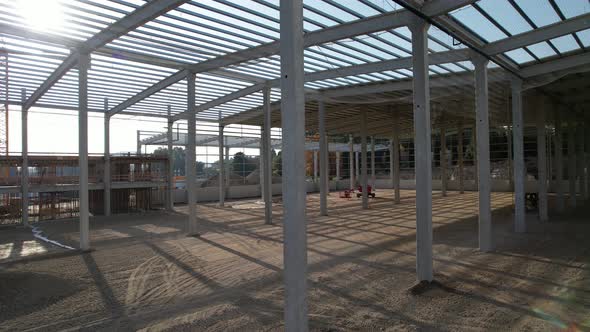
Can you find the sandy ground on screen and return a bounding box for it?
[0,189,589,331]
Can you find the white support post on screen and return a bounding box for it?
[104,98,112,216]
[577,110,586,201]
[166,105,174,211]
[262,86,272,224]
[410,18,433,281]
[78,53,90,250]
[349,135,354,189]
[554,109,564,213]
[389,139,394,187]
[280,0,308,329]
[440,126,447,197]
[355,151,360,179]
[568,112,577,208]
[536,102,548,222]
[136,130,141,155]
[21,89,29,226]
[393,112,401,203]
[319,99,328,216]
[186,71,198,236]
[370,136,376,188]
[587,113,590,200]
[474,54,492,251]
[218,122,226,208]
[360,111,369,209]
[335,152,341,180]
[458,120,465,194]
[512,78,526,233]
[225,145,230,190]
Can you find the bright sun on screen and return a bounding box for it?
[16,0,65,31]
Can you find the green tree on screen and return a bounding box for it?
[153,147,186,175]
[272,150,282,176]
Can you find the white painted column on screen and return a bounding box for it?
[218,122,226,208]
[335,152,341,180]
[225,145,230,190]
[349,135,354,189]
[360,111,368,209]
[104,98,112,216]
[319,100,328,216]
[280,0,308,328]
[587,113,590,200]
[389,139,394,187]
[136,130,141,155]
[512,78,526,233]
[458,120,465,194]
[440,127,447,197]
[355,151,359,179]
[166,107,174,211]
[568,113,577,208]
[536,102,548,222]
[262,86,272,223]
[554,109,564,213]
[393,112,401,203]
[78,53,90,250]
[186,71,198,236]
[576,110,586,201]
[370,136,376,188]
[409,18,433,281]
[21,89,29,226]
[473,54,492,251]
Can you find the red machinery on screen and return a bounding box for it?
[356,185,376,198]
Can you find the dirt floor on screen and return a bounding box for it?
[0,189,589,331]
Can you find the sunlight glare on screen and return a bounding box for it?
[16,0,64,31]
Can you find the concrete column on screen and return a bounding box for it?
[512,78,525,233]
[335,151,341,180]
[319,100,328,216]
[21,89,28,226]
[536,102,548,222]
[262,86,272,223]
[393,112,401,203]
[186,71,198,236]
[568,112,577,208]
[554,109,564,213]
[104,98,112,216]
[576,110,586,201]
[360,111,368,209]
[78,53,90,250]
[507,125,514,188]
[355,151,359,179]
[279,0,308,328]
[473,54,492,251]
[370,136,375,188]
[457,120,464,194]
[136,130,141,155]
[225,145,230,190]
[166,108,174,211]
[587,113,590,199]
[218,122,225,207]
[409,18,433,281]
[440,127,447,197]
[349,135,354,189]
[389,139,394,187]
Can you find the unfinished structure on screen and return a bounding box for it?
[0,0,589,330]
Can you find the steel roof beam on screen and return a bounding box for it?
[108,0,473,116]
[21,0,189,111]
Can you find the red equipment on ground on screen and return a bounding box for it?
[356,185,376,198]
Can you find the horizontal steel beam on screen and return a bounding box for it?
[22,0,188,111]
[108,0,470,115]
